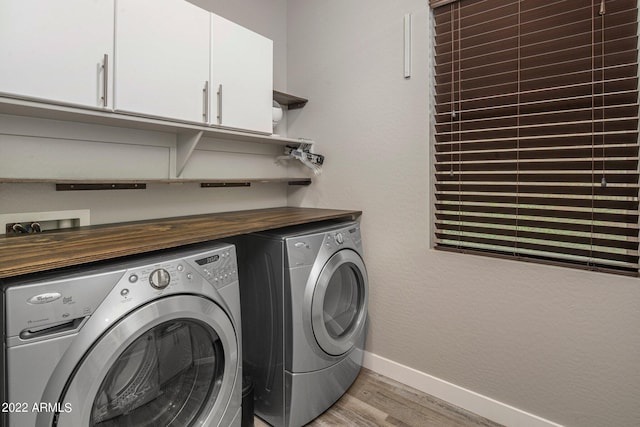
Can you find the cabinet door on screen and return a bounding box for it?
[115,0,210,123]
[210,14,273,134]
[0,0,114,108]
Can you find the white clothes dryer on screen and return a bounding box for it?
[0,242,242,427]
[235,220,368,427]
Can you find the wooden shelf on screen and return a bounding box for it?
[0,207,362,278]
[0,95,317,178]
[273,90,308,110]
[0,95,303,147]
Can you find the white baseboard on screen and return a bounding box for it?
[362,351,563,427]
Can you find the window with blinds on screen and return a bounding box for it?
[432,0,639,274]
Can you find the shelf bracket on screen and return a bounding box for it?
[176,130,204,178]
[201,182,251,188]
[288,179,312,186]
[56,183,146,191]
[273,90,308,110]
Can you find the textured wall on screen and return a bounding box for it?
[286,1,640,426]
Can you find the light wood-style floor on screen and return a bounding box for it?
[254,368,504,427]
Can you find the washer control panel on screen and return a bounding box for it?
[3,243,238,348]
[4,269,126,344]
[191,247,237,287]
[149,268,171,289]
[121,246,237,297]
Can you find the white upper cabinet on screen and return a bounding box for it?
[0,0,114,109]
[114,0,210,123]
[210,14,273,134]
[0,0,275,136]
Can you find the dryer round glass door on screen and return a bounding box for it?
[53,295,238,427]
[311,249,368,356]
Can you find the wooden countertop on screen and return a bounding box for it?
[0,207,361,279]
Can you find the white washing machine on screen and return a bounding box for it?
[0,242,242,427]
[235,220,368,427]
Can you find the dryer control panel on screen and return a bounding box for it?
[285,222,362,267]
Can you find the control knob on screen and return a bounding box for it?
[335,232,344,245]
[149,268,171,289]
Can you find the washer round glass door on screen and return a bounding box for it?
[55,295,238,427]
[311,249,368,356]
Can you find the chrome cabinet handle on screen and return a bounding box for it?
[203,81,209,122]
[217,84,222,125]
[101,54,108,107]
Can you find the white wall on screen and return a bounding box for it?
[286,1,640,426]
[0,0,291,226]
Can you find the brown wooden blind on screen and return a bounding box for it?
[433,0,639,274]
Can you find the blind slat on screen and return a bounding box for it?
[435,117,639,138]
[434,180,640,189]
[436,220,639,243]
[435,199,637,215]
[434,143,639,157]
[436,229,639,255]
[435,239,639,270]
[435,210,640,230]
[435,190,638,202]
[434,130,638,146]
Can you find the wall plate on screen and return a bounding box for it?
[0,209,90,235]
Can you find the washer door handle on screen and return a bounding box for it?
[19,316,87,340]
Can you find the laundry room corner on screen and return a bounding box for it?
[284,1,640,427]
[1,0,639,426]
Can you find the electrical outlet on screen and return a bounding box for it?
[1,210,90,236]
